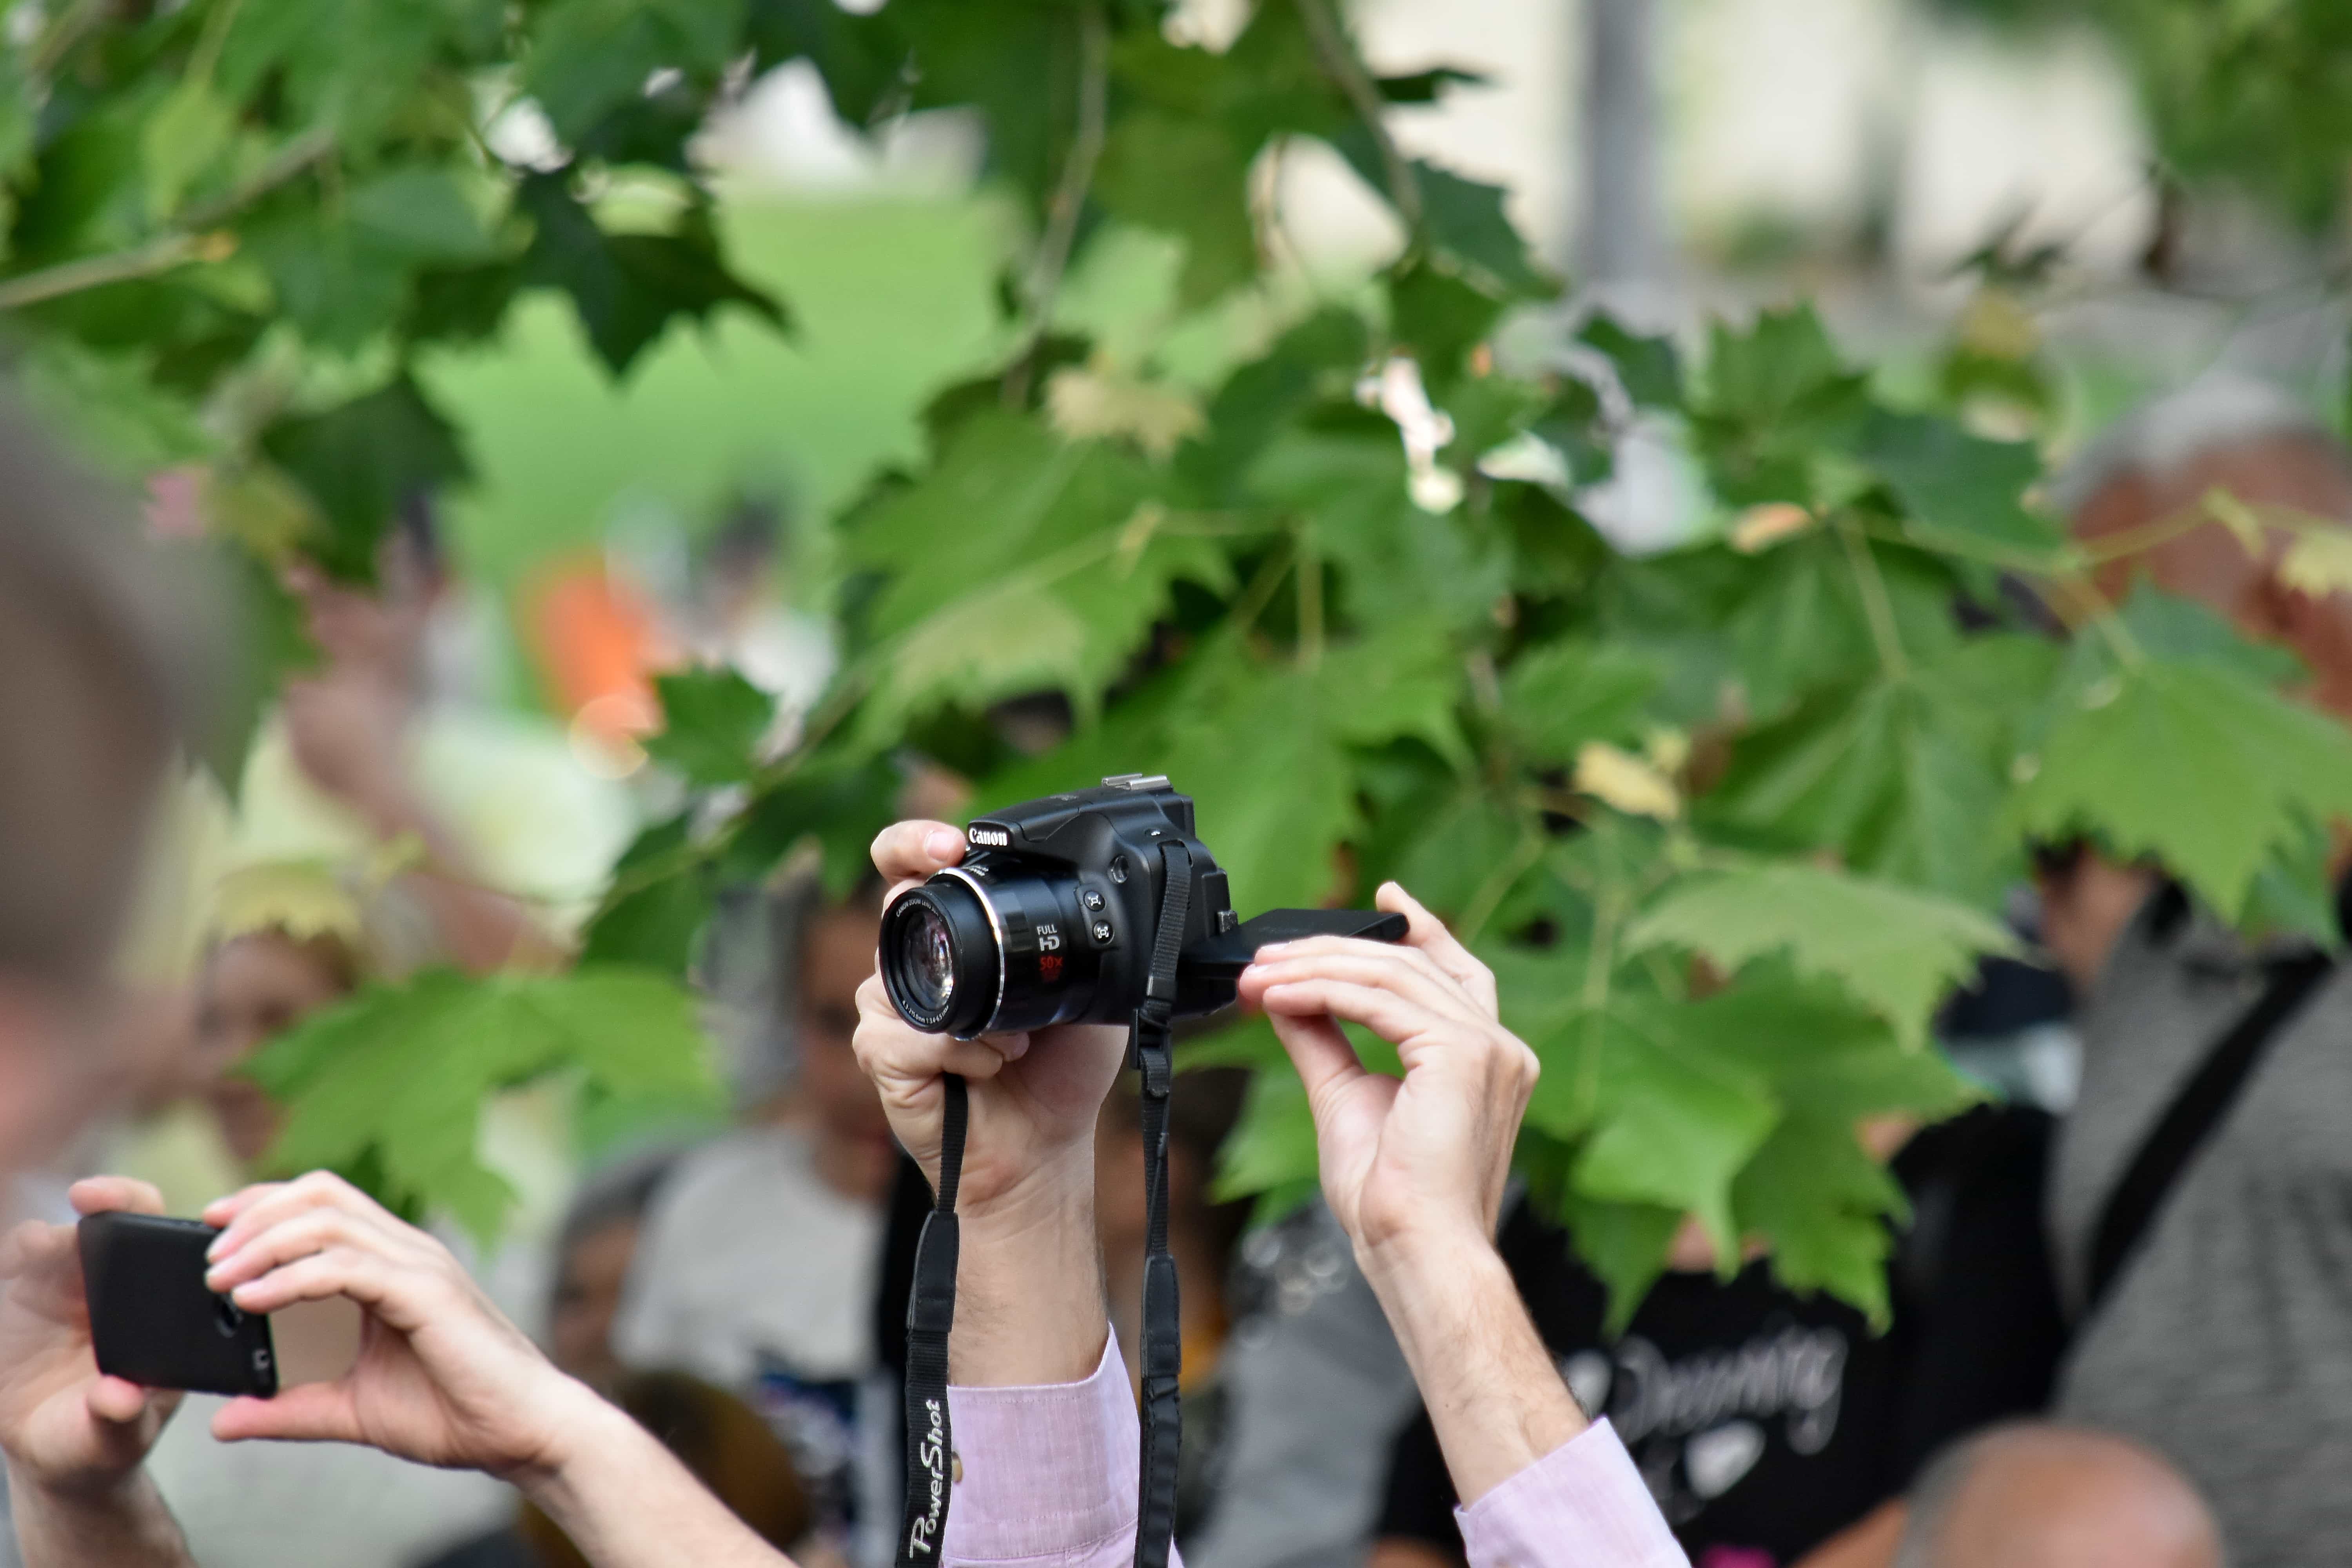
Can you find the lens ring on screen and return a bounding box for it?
[880,879,1001,1036]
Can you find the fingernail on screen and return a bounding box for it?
[205,1235,229,1261]
[1255,940,1294,957]
[926,828,963,859]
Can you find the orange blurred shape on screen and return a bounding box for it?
[523,559,666,752]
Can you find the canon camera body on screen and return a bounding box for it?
[880,774,1404,1038]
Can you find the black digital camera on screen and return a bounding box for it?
[879,774,1406,1039]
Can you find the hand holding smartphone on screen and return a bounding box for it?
[77,1213,279,1397]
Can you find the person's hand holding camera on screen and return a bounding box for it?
[0,1180,182,1496]
[199,1173,793,1568]
[856,819,1129,1383]
[1237,884,1587,1504]
[198,1172,601,1472]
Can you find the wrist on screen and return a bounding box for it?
[505,1378,640,1498]
[3,1449,145,1508]
[946,1143,1108,1388]
[1356,1228,1587,1504]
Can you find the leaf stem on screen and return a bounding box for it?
[1003,2,1109,406]
[1458,824,1545,945]
[1835,512,1911,681]
[0,235,201,311]
[0,127,335,313]
[1294,0,1422,232]
[1296,534,1324,667]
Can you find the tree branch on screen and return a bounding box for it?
[1004,2,1110,405]
[0,127,334,313]
[1295,0,1422,232]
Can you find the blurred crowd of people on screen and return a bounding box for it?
[9,357,2352,1568]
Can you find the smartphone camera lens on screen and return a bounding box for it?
[215,1295,245,1336]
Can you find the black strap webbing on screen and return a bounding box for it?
[1131,841,1191,1568]
[897,1074,965,1565]
[895,845,1192,1568]
[2083,947,2333,1317]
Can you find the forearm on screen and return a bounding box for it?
[1360,1236,1586,1505]
[947,1146,1109,1387]
[350,784,558,973]
[518,1398,793,1568]
[7,1465,196,1568]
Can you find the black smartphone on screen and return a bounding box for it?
[78,1212,278,1397]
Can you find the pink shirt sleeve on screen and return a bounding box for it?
[942,1330,1181,1568]
[1456,1419,1690,1568]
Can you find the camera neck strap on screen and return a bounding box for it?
[1129,840,1191,1568]
[897,1073,964,1566]
[897,846,1190,1568]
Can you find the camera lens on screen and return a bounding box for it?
[880,878,1002,1036]
[903,904,957,1015]
[880,863,1110,1037]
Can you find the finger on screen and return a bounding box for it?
[871,820,967,886]
[223,1243,425,1325]
[205,1171,407,1261]
[1377,882,1499,1018]
[201,1181,293,1231]
[206,1204,425,1295]
[1240,947,1483,1025]
[213,1383,361,1447]
[67,1177,167,1220]
[1256,976,1461,1055]
[1266,1011,1372,1109]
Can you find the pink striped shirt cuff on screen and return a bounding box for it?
[1457,1418,1690,1568]
[943,1330,1177,1567]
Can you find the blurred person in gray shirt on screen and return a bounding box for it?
[2037,374,2352,1568]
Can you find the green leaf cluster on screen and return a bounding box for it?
[28,0,2352,1333]
[243,966,722,1245]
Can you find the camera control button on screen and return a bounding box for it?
[1092,921,1114,944]
[1082,890,1105,911]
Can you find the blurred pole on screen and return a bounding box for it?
[1580,0,1666,284]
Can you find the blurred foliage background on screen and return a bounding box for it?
[9,0,2352,1324]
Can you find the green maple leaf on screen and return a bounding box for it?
[260,376,470,582]
[524,0,747,142]
[848,411,1230,731]
[1860,408,2056,553]
[745,0,906,123]
[1093,109,1259,308]
[1166,628,1465,911]
[1690,306,1872,507]
[1519,986,1780,1266]
[1626,863,2017,1050]
[1703,673,2011,902]
[1499,641,1661,765]
[516,177,787,377]
[1730,1114,1905,1325]
[2010,658,2352,921]
[1246,429,1508,630]
[245,966,719,1245]
[646,667,775,787]
[579,815,709,979]
[1579,313,1683,408]
[1409,162,1553,300]
[1387,257,1507,382]
[1184,309,1370,493]
[218,0,505,140]
[720,752,906,895]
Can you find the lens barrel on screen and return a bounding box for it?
[879,860,1107,1037]
[880,877,1001,1036]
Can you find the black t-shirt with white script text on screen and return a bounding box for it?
[1376,1106,2065,1567]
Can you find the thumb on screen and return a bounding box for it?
[212,1383,361,1446]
